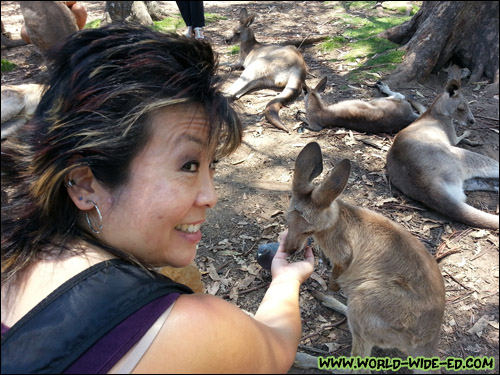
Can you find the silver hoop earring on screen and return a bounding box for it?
[66,180,75,188]
[85,200,103,234]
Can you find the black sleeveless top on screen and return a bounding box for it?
[1,259,193,374]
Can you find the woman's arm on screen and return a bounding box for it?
[132,235,314,374]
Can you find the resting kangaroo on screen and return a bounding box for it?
[285,142,445,372]
[1,83,45,140]
[386,77,499,229]
[225,8,307,133]
[302,76,421,132]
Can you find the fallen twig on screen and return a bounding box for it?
[300,318,348,342]
[221,282,270,299]
[446,290,475,305]
[442,269,470,290]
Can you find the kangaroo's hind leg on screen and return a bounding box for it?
[407,342,441,374]
[463,177,499,192]
[454,147,499,180]
[227,73,273,99]
[375,81,406,100]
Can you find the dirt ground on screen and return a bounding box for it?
[2,1,499,373]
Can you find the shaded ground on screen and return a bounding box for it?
[2,1,498,373]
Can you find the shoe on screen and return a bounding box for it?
[184,26,193,38]
[194,27,205,40]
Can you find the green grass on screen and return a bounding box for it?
[152,16,185,33]
[319,36,348,52]
[343,37,400,62]
[152,12,225,33]
[230,46,240,55]
[205,13,227,23]
[1,59,16,72]
[318,1,419,82]
[84,19,100,29]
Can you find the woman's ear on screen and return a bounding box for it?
[65,166,100,210]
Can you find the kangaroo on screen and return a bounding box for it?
[302,77,421,132]
[284,142,445,373]
[1,83,45,140]
[225,8,307,133]
[386,73,499,229]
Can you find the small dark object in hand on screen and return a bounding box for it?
[256,242,279,270]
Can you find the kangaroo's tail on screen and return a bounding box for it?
[447,201,499,229]
[430,190,499,229]
[264,81,302,133]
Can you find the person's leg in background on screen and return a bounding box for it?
[189,1,205,40]
[176,1,193,37]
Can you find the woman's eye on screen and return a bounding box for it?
[182,161,199,172]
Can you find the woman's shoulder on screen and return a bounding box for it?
[1,248,115,327]
[132,292,291,373]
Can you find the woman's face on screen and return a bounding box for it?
[99,103,218,267]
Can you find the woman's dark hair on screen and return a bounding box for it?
[1,24,242,285]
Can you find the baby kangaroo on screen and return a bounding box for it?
[225,8,307,133]
[302,77,420,132]
[285,142,445,373]
[386,77,499,229]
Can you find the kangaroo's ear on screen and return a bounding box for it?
[315,77,328,93]
[243,14,255,27]
[312,159,351,209]
[293,142,323,195]
[239,8,248,23]
[303,83,310,96]
[445,79,461,97]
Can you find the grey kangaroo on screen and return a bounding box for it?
[285,142,445,373]
[225,8,307,133]
[1,83,45,139]
[302,76,421,132]
[386,73,499,229]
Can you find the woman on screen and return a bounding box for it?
[1,25,314,373]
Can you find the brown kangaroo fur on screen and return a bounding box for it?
[285,142,445,372]
[1,83,45,140]
[302,77,420,132]
[386,75,499,229]
[225,8,307,133]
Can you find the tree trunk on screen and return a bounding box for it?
[103,1,154,26]
[379,1,499,89]
[144,1,170,21]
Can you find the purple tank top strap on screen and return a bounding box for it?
[64,293,180,374]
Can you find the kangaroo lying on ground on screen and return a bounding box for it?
[284,142,446,372]
[1,83,45,140]
[386,74,499,229]
[301,76,422,132]
[225,8,307,133]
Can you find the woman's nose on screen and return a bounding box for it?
[197,172,217,208]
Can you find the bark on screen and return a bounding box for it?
[103,1,153,26]
[144,1,170,21]
[378,1,499,87]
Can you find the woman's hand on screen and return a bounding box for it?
[271,230,314,284]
